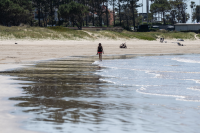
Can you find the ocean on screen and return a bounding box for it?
[94,54,200,102]
[92,54,200,133]
[1,54,200,133]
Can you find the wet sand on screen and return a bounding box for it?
[0,72,43,133]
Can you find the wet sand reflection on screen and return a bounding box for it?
[0,55,144,132]
[0,57,134,128]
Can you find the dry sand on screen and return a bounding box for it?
[0,38,200,133]
[0,38,200,64]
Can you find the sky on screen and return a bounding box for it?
[136,0,200,23]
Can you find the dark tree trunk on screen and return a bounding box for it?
[106,1,109,27]
[113,0,115,26]
[42,8,45,27]
[84,0,88,26]
[75,21,82,30]
[131,0,135,30]
[163,12,166,24]
[126,2,129,29]
[38,3,41,26]
[119,0,121,26]
[86,16,88,26]
[93,13,95,26]
[99,16,101,26]
[126,16,128,28]
[58,1,61,26]
[50,0,53,26]
[92,1,95,26]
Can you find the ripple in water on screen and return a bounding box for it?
[94,54,200,102]
[2,55,200,133]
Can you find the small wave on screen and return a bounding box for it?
[176,97,200,102]
[145,70,162,78]
[137,87,200,102]
[136,87,185,98]
[187,87,200,91]
[92,61,101,66]
[184,79,200,84]
[99,79,116,84]
[172,58,200,64]
[92,61,99,64]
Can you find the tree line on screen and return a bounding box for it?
[0,0,141,30]
[0,0,200,29]
[150,0,200,24]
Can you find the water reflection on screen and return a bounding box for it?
[1,59,110,123]
[1,55,199,133]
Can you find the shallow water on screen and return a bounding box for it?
[1,55,200,133]
[94,54,200,102]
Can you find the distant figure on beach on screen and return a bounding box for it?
[160,38,164,43]
[120,43,127,48]
[97,43,104,61]
[177,42,184,46]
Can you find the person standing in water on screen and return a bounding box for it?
[97,43,104,61]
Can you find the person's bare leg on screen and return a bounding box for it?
[99,53,101,61]
[100,53,102,61]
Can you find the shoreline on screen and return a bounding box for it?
[0,53,200,132]
[0,62,43,133]
[0,56,103,133]
[0,38,200,132]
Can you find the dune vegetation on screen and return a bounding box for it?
[0,26,197,41]
[197,34,200,39]
[0,26,92,40]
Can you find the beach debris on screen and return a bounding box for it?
[15,43,17,44]
[177,39,184,41]
[120,43,127,48]
[165,41,167,43]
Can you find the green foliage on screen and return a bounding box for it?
[197,34,200,38]
[0,0,32,26]
[149,28,159,32]
[58,1,88,30]
[47,26,75,32]
[150,0,171,24]
[192,5,200,22]
[168,0,188,23]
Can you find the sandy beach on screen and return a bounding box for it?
[0,38,200,133]
[0,38,200,64]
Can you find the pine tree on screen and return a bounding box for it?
[0,0,33,26]
[58,1,89,29]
